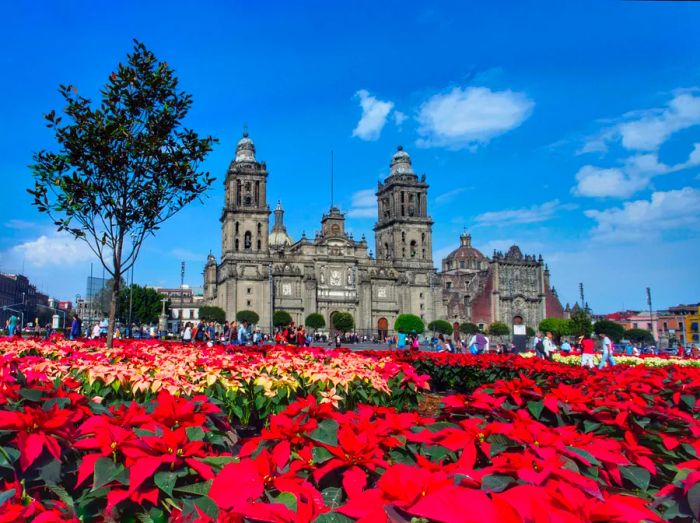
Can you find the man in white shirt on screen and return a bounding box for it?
[598,333,616,369]
[237,320,249,345]
[543,332,556,360]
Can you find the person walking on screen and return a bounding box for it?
[7,314,18,337]
[580,335,595,368]
[182,322,192,343]
[543,331,556,361]
[533,332,546,359]
[69,314,81,340]
[237,320,249,345]
[598,332,616,369]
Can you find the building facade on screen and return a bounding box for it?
[204,132,562,335]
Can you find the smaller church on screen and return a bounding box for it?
[203,131,563,336]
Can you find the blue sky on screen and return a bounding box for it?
[1,0,699,312]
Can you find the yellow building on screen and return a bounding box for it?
[684,305,700,345]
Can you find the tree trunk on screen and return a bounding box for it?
[106,272,121,348]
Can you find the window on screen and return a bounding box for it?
[410,240,416,257]
[401,232,405,243]
[419,293,424,298]
[460,261,465,269]
[244,231,252,249]
[235,222,239,234]
[446,282,453,289]
[257,239,261,250]
[633,323,638,328]
[421,232,425,243]
[247,288,252,294]
[247,300,251,307]
[235,239,239,251]
[646,323,652,330]
[422,248,425,258]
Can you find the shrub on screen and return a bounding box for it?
[236,310,259,325]
[305,313,325,331]
[394,314,425,334]
[273,310,293,327]
[199,305,226,323]
[331,312,354,333]
[427,320,453,335]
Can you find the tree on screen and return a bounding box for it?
[394,314,425,335]
[29,41,217,347]
[273,310,293,328]
[625,328,654,345]
[428,320,453,336]
[459,322,479,335]
[593,319,625,343]
[305,313,325,332]
[568,310,593,338]
[236,310,259,325]
[538,318,572,339]
[331,312,354,334]
[117,284,168,325]
[526,326,536,337]
[199,305,226,324]
[488,321,510,337]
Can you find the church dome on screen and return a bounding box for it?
[389,145,415,176]
[269,201,294,247]
[442,231,485,270]
[234,130,257,163]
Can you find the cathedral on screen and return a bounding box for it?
[203,132,563,336]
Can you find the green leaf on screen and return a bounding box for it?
[488,434,519,457]
[186,426,205,441]
[321,487,343,509]
[680,394,696,410]
[154,471,178,497]
[93,457,127,491]
[314,512,355,523]
[274,492,298,512]
[481,474,515,493]
[309,419,339,447]
[19,388,44,402]
[688,482,700,521]
[312,446,333,464]
[620,466,650,491]
[0,488,16,508]
[174,480,211,496]
[526,400,544,420]
[199,456,238,468]
[582,420,601,433]
[193,496,218,520]
[566,446,602,466]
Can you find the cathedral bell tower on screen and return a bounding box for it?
[374,146,433,269]
[221,130,271,259]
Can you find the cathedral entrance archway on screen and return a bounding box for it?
[377,317,388,340]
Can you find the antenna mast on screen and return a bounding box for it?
[331,150,334,208]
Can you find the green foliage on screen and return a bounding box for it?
[526,326,536,337]
[459,322,479,335]
[593,319,626,343]
[427,320,453,335]
[331,312,354,333]
[538,317,572,338]
[305,313,326,331]
[273,310,293,328]
[199,306,226,324]
[625,328,655,344]
[568,310,593,338]
[117,284,168,325]
[28,40,217,346]
[394,314,425,334]
[488,321,510,336]
[235,310,259,325]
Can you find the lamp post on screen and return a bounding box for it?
[269,263,274,337]
[179,261,185,338]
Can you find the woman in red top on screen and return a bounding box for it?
[580,335,595,369]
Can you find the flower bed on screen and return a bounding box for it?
[1,338,698,522]
[0,339,428,426]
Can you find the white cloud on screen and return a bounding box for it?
[393,111,407,126]
[352,90,395,141]
[573,147,700,198]
[347,188,377,218]
[581,89,700,154]
[415,86,534,149]
[434,187,469,206]
[474,199,572,226]
[8,232,94,268]
[170,248,205,262]
[585,187,700,242]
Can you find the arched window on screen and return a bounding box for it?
[235,239,239,251]
[384,243,390,259]
[410,240,417,258]
[235,221,239,234]
[244,231,252,250]
[401,232,406,243]
[257,239,261,250]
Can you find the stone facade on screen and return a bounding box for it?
[441,237,564,329]
[204,132,563,335]
[204,134,443,336]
